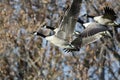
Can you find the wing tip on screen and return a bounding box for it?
[103,6,117,20]
[104,7,116,15]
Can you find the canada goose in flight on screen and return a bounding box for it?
[94,7,117,26]
[33,0,82,52]
[81,7,117,26]
[34,26,79,51]
[64,22,111,52]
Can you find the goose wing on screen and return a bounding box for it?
[69,23,108,49]
[102,7,117,21]
[66,22,108,48]
[61,0,82,38]
[80,22,108,37]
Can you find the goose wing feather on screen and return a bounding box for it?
[102,7,117,20]
[81,23,108,37]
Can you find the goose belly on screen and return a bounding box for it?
[45,36,70,48]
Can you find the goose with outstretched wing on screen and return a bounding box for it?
[34,0,82,51]
[64,22,112,52]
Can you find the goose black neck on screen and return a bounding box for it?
[36,32,46,38]
[77,18,85,29]
[46,26,55,30]
[81,14,95,18]
[87,14,95,18]
[77,18,84,24]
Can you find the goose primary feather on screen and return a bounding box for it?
[94,7,117,26]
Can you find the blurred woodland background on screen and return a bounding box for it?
[0,0,120,80]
